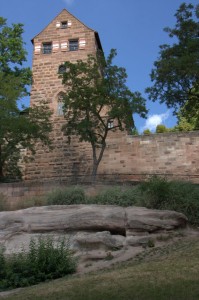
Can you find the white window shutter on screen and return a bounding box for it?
[79,38,86,50]
[68,20,72,27]
[53,41,59,52]
[56,21,61,28]
[34,43,41,54]
[61,41,68,51]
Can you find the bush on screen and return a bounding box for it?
[155,124,168,133]
[90,186,142,207]
[0,236,76,291]
[143,129,151,135]
[0,193,8,211]
[47,186,86,205]
[138,176,199,225]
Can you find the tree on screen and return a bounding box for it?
[0,17,52,181]
[61,49,147,181]
[155,124,169,133]
[143,129,151,135]
[146,3,199,116]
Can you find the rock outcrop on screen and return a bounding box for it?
[0,205,188,272]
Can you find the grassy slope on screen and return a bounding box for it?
[2,238,199,300]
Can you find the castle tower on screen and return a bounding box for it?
[25,9,103,181]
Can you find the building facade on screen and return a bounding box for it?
[25,9,199,183]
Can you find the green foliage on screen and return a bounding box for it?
[155,125,168,133]
[131,127,139,135]
[0,193,8,211]
[61,49,147,179]
[174,115,195,131]
[0,236,76,291]
[143,129,151,135]
[90,186,141,206]
[0,17,52,181]
[47,186,86,205]
[146,3,199,114]
[139,176,199,225]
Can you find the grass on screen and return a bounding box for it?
[2,238,199,300]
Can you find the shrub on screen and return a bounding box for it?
[143,129,151,135]
[0,193,8,211]
[155,124,168,133]
[47,186,86,205]
[138,176,199,225]
[0,236,76,291]
[90,186,142,207]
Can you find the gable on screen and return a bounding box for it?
[32,9,102,51]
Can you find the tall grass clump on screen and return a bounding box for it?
[46,186,86,205]
[0,193,8,211]
[138,176,199,225]
[0,236,76,291]
[90,186,142,207]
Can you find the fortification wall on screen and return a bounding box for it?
[24,130,199,184]
[98,130,199,183]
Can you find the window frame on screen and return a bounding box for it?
[61,21,68,29]
[58,65,66,74]
[57,92,65,116]
[69,39,79,51]
[107,120,114,129]
[42,42,52,54]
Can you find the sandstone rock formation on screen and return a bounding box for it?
[0,205,188,272]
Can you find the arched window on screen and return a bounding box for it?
[57,92,65,116]
[58,64,66,74]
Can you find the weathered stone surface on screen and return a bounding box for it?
[73,231,125,251]
[126,207,187,232]
[0,205,188,258]
[0,205,125,234]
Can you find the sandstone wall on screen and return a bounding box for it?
[24,130,199,184]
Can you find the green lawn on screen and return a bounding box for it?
[2,238,199,300]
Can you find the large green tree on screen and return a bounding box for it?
[61,49,147,181]
[0,17,52,181]
[146,3,199,126]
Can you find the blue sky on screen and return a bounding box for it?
[1,0,198,132]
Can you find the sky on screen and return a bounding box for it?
[1,0,198,132]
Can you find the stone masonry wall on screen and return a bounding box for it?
[25,130,199,184]
[98,130,199,183]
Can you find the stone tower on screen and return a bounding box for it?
[25,9,103,181]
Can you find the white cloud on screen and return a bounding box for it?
[141,110,170,132]
[62,0,74,5]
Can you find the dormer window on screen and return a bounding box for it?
[42,42,52,54]
[69,39,79,51]
[61,21,68,29]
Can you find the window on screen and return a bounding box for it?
[57,93,65,116]
[108,120,114,129]
[58,65,66,74]
[61,21,68,29]
[42,42,52,54]
[69,39,78,51]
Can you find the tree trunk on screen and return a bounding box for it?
[91,142,106,184]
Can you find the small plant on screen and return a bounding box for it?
[47,186,86,205]
[105,251,114,260]
[147,239,155,248]
[0,236,76,291]
[0,193,8,211]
